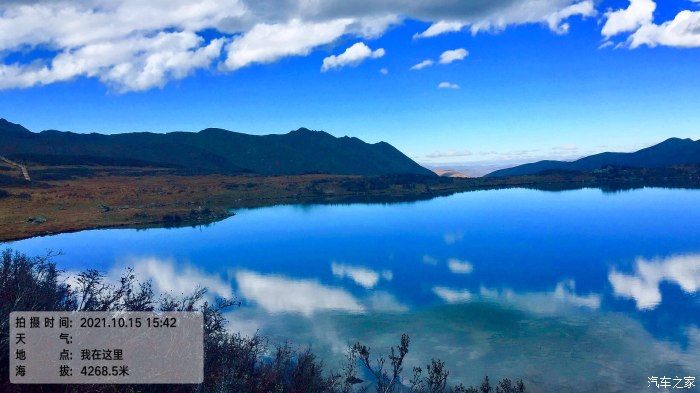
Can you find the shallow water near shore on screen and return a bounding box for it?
[7,187,700,391]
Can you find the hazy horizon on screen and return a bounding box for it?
[5,116,682,175]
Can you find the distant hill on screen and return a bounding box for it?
[0,119,434,177]
[486,138,700,177]
[433,169,470,178]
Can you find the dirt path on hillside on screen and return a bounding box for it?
[0,156,30,181]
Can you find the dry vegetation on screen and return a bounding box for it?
[0,165,481,241]
[1,249,527,392]
[2,163,698,242]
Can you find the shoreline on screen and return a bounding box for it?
[1,167,699,242]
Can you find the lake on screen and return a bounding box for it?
[5,187,700,392]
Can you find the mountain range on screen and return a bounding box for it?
[486,137,700,177]
[0,119,434,177]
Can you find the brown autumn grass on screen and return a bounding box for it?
[3,163,696,242]
[0,165,479,241]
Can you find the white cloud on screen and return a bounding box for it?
[629,10,700,48]
[0,0,244,51]
[321,42,384,72]
[415,0,595,38]
[439,48,468,64]
[433,286,472,303]
[414,20,465,39]
[447,258,473,274]
[379,67,388,75]
[438,81,460,90]
[410,59,434,70]
[0,0,604,91]
[0,0,242,92]
[600,0,700,49]
[609,253,700,310]
[411,48,467,72]
[601,0,656,38]
[545,0,596,34]
[331,262,392,288]
[0,32,226,92]
[224,18,354,71]
[235,270,364,316]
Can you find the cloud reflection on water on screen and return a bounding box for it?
[447,258,473,274]
[609,253,700,310]
[433,287,472,303]
[235,270,408,316]
[478,280,601,313]
[330,262,392,288]
[236,297,698,393]
[234,270,365,316]
[59,254,699,392]
[123,256,232,299]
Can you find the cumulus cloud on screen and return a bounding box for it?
[414,21,465,39]
[414,0,595,38]
[438,81,460,89]
[439,48,468,64]
[0,32,226,92]
[447,258,474,274]
[380,67,388,75]
[225,18,354,71]
[410,59,435,70]
[411,48,466,72]
[433,286,472,303]
[0,0,242,91]
[601,0,656,38]
[0,0,603,91]
[235,270,364,316]
[600,0,700,48]
[545,0,596,34]
[331,262,392,288]
[609,253,700,310]
[629,10,700,48]
[321,42,384,72]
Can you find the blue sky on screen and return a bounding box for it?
[1,0,699,171]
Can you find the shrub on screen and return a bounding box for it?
[162,213,183,226]
[0,249,526,393]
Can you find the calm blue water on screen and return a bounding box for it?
[5,187,700,392]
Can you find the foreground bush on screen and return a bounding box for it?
[0,249,525,392]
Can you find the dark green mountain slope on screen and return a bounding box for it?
[0,119,434,177]
[486,138,700,177]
